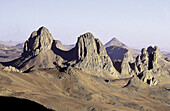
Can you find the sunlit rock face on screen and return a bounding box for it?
[22,26,53,57]
[74,33,119,77]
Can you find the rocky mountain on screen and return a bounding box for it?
[105,37,170,62]
[105,37,127,48]
[105,37,140,62]
[22,26,54,57]
[0,27,169,111]
[73,33,119,78]
[2,27,119,78]
[2,27,58,70]
[106,46,134,62]
[134,46,170,85]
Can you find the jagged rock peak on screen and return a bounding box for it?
[135,46,167,86]
[111,37,119,42]
[79,32,94,38]
[119,50,135,78]
[75,32,119,78]
[147,46,163,59]
[141,48,147,55]
[22,26,54,57]
[76,32,99,60]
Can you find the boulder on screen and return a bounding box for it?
[3,66,22,73]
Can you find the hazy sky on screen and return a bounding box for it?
[0,0,170,51]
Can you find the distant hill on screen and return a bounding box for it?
[1,40,24,46]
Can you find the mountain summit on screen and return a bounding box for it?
[22,26,53,57]
[105,37,127,48]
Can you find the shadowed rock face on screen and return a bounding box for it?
[22,26,53,57]
[106,46,128,61]
[0,96,53,111]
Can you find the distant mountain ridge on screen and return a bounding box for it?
[0,40,24,46]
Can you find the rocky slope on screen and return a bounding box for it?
[0,62,169,111]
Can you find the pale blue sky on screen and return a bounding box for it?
[0,0,170,51]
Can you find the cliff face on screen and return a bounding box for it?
[22,26,53,57]
[74,33,119,77]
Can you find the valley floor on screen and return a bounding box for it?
[0,68,169,111]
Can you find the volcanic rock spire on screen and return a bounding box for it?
[74,33,119,77]
[22,26,53,57]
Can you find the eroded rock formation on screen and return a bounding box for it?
[135,46,168,86]
[22,26,53,57]
[120,51,135,78]
[2,27,119,78]
[74,33,119,77]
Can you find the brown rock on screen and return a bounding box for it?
[120,51,134,78]
[74,33,119,78]
[135,46,169,86]
[22,26,53,57]
[3,66,22,73]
